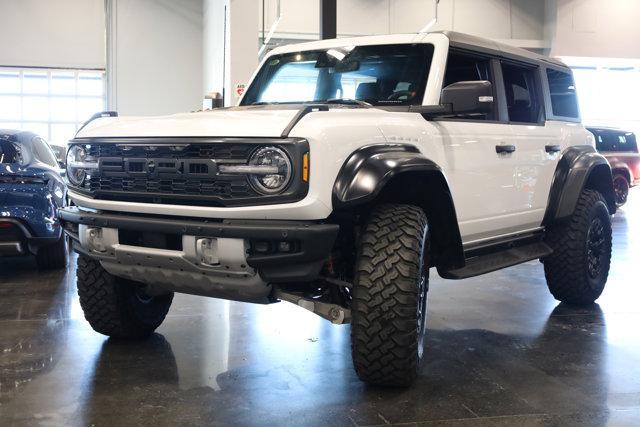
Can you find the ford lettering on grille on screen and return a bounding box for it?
[99,158,220,178]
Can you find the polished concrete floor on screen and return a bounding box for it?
[2,194,640,426]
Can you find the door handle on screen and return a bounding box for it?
[496,144,516,154]
[545,144,561,153]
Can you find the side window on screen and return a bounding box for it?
[546,68,579,119]
[501,62,543,124]
[442,50,494,120]
[31,136,58,168]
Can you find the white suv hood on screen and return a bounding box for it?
[76,108,301,139]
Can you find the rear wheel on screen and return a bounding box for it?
[543,190,612,305]
[35,235,67,270]
[76,256,173,339]
[613,174,629,207]
[351,204,429,386]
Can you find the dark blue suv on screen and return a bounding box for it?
[0,130,67,269]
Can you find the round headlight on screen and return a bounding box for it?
[66,145,87,186]
[248,146,292,194]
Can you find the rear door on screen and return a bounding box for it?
[500,60,563,228]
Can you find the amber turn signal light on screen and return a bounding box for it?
[302,152,309,182]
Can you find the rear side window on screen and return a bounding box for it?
[546,69,579,119]
[501,62,543,124]
[592,130,638,152]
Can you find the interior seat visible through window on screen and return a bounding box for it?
[501,62,542,124]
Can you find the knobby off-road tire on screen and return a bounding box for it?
[544,189,612,306]
[613,174,630,207]
[351,204,429,387]
[35,235,67,270]
[77,255,174,339]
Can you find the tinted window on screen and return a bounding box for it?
[501,62,543,124]
[32,136,58,167]
[591,129,638,152]
[442,51,494,120]
[242,44,434,106]
[0,139,23,164]
[546,69,579,118]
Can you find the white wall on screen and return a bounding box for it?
[549,0,640,59]
[204,0,226,97]
[205,0,259,106]
[261,0,546,48]
[109,0,204,116]
[227,0,259,105]
[0,0,105,69]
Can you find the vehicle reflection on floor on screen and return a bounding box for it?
[2,188,640,425]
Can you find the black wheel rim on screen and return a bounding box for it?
[417,233,428,359]
[614,177,628,205]
[586,216,606,281]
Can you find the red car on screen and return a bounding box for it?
[588,127,640,206]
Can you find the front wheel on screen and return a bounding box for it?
[351,204,429,387]
[76,256,174,339]
[543,189,612,305]
[613,174,629,207]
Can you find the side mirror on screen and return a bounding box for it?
[441,80,493,116]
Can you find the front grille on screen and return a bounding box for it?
[81,143,259,202]
[88,176,253,198]
[87,143,253,160]
[70,138,309,207]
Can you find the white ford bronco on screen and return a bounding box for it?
[60,31,616,386]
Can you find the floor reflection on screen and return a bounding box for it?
[1,189,639,424]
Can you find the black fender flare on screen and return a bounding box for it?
[543,145,616,225]
[333,144,442,208]
[609,161,632,181]
[332,144,464,270]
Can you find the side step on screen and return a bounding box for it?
[442,241,553,280]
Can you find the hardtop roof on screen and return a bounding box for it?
[268,30,567,69]
[438,31,567,68]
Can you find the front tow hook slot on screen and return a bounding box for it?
[79,225,118,255]
[196,238,219,266]
[87,227,107,252]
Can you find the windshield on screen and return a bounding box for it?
[241,43,434,107]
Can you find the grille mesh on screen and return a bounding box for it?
[82,143,259,202]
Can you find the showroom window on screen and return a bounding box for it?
[566,60,640,135]
[0,68,105,146]
[501,62,543,124]
[546,68,579,119]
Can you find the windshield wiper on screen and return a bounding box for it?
[324,98,373,107]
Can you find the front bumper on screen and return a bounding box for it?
[0,218,61,256]
[58,207,339,303]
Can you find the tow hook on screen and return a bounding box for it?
[274,290,351,324]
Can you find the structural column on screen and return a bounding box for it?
[204,0,259,107]
[320,0,337,40]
